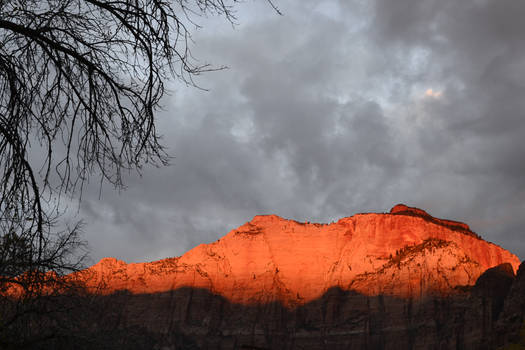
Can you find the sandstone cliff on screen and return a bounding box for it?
[13,205,524,350]
[76,204,520,307]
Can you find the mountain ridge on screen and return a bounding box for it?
[74,204,520,307]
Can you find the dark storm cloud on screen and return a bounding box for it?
[79,0,525,264]
[367,0,525,251]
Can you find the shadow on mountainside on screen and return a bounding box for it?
[1,262,523,350]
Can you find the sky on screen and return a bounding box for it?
[76,0,525,264]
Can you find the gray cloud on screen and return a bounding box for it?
[78,0,525,264]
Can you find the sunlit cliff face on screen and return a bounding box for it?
[71,205,520,307]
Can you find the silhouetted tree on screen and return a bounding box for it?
[0,0,279,346]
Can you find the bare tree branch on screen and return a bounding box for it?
[0,0,280,345]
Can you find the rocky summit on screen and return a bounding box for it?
[57,205,524,350]
[77,204,519,305]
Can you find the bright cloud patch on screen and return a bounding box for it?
[425,89,442,99]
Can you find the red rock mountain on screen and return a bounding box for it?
[76,204,520,307]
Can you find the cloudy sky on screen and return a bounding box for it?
[77,0,525,264]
